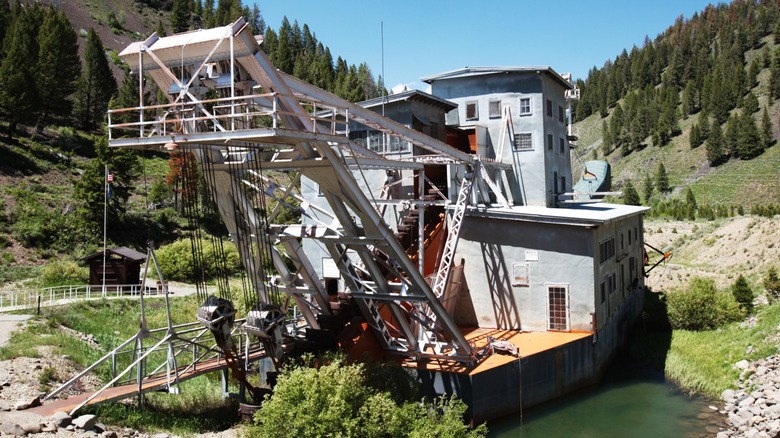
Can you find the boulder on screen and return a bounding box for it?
[20,422,41,434]
[51,410,72,427]
[73,414,97,430]
[735,360,751,370]
[0,422,27,436]
[13,396,41,411]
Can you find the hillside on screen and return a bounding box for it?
[572,1,780,210]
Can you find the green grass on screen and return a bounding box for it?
[664,301,780,397]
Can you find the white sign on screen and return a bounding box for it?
[525,250,538,261]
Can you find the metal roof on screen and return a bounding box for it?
[357,89,458,112]
[469,203,649,227]
[421,66,573,90]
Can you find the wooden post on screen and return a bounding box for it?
[37,295,41,315]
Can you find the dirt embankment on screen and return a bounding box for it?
[644,216,780,293]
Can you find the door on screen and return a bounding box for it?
[547,284,570,331]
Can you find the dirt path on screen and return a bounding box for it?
[0,314,32,348]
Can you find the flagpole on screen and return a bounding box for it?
[102,164,108,297]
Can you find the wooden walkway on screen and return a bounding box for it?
[28,349,267,417]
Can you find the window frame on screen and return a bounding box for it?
[488,100,502,119]
[513,132,533,151]
[547,284,570,331]
[519,97,532,116]
[465,101,479,121]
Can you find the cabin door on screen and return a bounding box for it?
[547,284,570,331]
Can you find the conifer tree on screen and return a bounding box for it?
[724,114,739,157]
[760,105,773,149]
[171,0,190,33]
[771,48,780,100]
[689,123,701,148]
[743,90,759,114]
[36,7,80,128]
[75,29,117,131]
[622,180,641,206]
[736,112,761,159]
[0,0,11,47]
[699,113,710,141]
[731,274,754,313]
[707,120,726,165]
[654,162,670,194]
[643,174,654,203]
[764,267,780,303]
[0,4,43,137]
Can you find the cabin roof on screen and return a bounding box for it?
[83,247,147,262]
[421,66,573,90]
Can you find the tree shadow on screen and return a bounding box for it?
[0,140,41,175]
[480,242,521,328]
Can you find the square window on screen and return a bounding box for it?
[489,100,501,118]
[519,97,531,115]
[466,101,478,121]
[514,133,533,150]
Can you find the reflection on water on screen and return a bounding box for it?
[487,355,723,438]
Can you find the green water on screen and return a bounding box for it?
[487,356,721,438]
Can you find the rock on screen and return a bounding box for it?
[73,414,97,430]
[723,389,736,402]
[20,422,41,434]
[102,431,118,438]
[51,410,72,427]
[0,422,27,436]
[151,433,170,438]
[13,395,41,410]
[735,360,751,370]
[94,422,107,433]
[739,396,756,408]
[41,421,58,432]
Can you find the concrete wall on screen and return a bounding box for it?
[428,71,571,207]
[456,215,595,331]
[591,214,646,330]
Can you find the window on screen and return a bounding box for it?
[558,105,564,123]
[600,280,606,303]
[548,285,569,331]
[514,133,533,150]
[519,97,531,115]
[546,99,552,117]
[547,133,553,150]
[609,273,616,294]
[599,238,615,264]
[466,101,478,121]
[561,176,566,193]
[559,137,565,153]
[489,100,501,118]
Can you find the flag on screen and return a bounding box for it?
[107,172,114,183]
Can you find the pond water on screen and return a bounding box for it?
[487,355,723,438]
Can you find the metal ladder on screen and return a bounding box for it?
[431,167,474,301]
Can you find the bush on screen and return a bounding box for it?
[155,237,242,282]
[39,259,89,287]
[665,277,745,330]
[250,355,486,438]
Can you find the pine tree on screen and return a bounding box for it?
[171,0,190,33]
[764,267,780,303]
[731,274,754,313]
[736,112,762,159]
[36,7,80,128]
[654,162,670,194]
[273,17,294,73]
[771,48,780,100]
[699,113,711,141]
[689,123,701,148]
[0,4,43,137]
[643,174,654,203]
[743,90,759,114]
[760,105,773,149]
[0,0,11,47]
[213,0,241,27]
[724,114,739,157]
[707,120,726,165]
[622,180,641,206]
[75,29,117,131]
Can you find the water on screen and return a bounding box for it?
[487,355,721,438]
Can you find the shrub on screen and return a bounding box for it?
[39,259,89,287]
[250,355,486,438]
[665,277,745,330]
[155,237,242,282]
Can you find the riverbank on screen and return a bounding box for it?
[719,354,780,437]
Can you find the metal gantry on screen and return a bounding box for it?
[108,18,515,364]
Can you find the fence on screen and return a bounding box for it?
[0,283,199,312]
